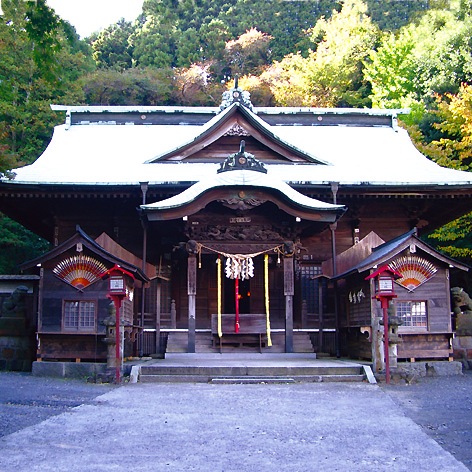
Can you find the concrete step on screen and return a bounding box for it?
[138,364,366,383]
[211,376,296,384]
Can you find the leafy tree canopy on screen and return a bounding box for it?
[251,0,379,107]
[365,3,472,114]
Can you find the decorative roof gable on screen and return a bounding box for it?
[333,229,469,280]
[146,102,329,165]
[19,226,149,283]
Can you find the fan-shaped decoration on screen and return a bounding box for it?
[53,255,107,290]
[388,256,437,291]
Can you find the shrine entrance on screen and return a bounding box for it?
[141,136,346,354]
[224,277,250,314]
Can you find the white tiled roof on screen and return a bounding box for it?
[142,169,344,212]
[6,107,472,188]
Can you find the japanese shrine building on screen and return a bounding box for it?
[1,85,472,369]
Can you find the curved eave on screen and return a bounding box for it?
[146,103,329,165]
[140,169,346,222]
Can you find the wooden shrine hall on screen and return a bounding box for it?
[1,83,472,372]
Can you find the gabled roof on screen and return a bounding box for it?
[335,229,469,279]
[322,231,386,277]
[3,101,472,189]
[95,232,155,278]
[146,102,328,164]
[20,226,149,283]
[141,162,346,222]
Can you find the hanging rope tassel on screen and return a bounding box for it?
[235,278,240,333]
[217,256,222,338]
[264,254,272,347]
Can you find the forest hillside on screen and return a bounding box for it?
[0,0,471,271]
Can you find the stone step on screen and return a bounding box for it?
[138,365,366,383]
[165,331,315,354]
[210,376,296,384]
[140,365,363,376]
[139,372,366,384]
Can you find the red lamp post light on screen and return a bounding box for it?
[365,265,402,384]
[101,265,135,384]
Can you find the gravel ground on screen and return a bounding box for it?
[0,370,471,470]
[0,372,115,437]
[380,369,472,470]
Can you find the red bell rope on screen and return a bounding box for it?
[235,278,240,333]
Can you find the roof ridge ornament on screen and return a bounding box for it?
[217,140,267,174]
[219,76,254,112]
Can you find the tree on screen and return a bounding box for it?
[419,85,472,171]
[0,0,93,274]
[365,6,472,112]
[172,64,225,106]
[0,0,93,166]
[83,68,174,105]
[366,0,429,31]
[407,85,472,262]
[260,0,379,107]
[224,28,273,77]
[0,215,50,274]
[90,20,135,70]
[130,13,176,68]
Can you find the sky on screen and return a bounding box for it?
[47,0,145,38]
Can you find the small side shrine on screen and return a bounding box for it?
[332,229,469,372]
[19,227,149,364]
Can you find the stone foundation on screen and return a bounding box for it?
[391,361,463,381]
[453,335,472,369]
[32,361,134,380]
[0,325,33,372]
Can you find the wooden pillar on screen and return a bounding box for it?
[330,182,340,358]
[140,182,149,357]
[318,278,324,352]
[284,256,294,353]
[155,280,161,355]
[187,254,197,353]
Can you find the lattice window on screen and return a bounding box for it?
[300,264,322,313]
[64,300,96,330]
[396,301,427,328]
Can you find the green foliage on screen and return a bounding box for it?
[409,85,472,262]
[365,6,472,111]
[366,0,429,31]
[90,20,135,70]
[259,0,379,107]
[0,0,94,166]
[83,68,174,105]
[424,212,472,262]
[0,214,50,274]
[86,0,431,77]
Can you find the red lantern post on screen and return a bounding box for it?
[101,265,135,384]
[366,266,402,384]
